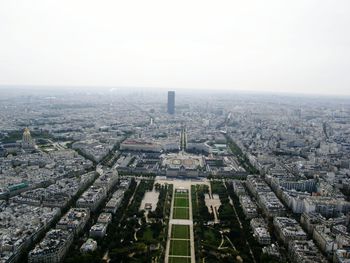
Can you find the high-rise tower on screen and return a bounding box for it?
[167,91,175,114]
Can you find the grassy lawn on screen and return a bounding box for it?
[169,256,191,263]
[170,239,190,256]
[171,225,190,239]
[174,198,189,207]
[173,207,189,220]
[142,227,154,241]
[175,192,189,198]
[202,227,221,247]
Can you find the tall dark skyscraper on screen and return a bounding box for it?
[167,91,175,114]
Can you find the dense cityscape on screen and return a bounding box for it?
[0,88,350,263]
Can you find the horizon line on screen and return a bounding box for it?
[0,84,349,98]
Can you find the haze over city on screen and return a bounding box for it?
[1,0,350,95]
[2,1,350,263]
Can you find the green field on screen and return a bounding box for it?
[202,227,221,247]
[173,207,189,220]
[170,239,191,256]
[173,189,190,219]
[168,189,192,262]
[169,257,191,263]
[172,225,190,239]
[174,198,189,207]
[137,227,154,242]
[174,191,189,198]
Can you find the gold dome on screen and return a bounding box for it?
[23,127,31,135]
[22,128,33,145]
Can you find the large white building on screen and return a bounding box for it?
[28,229,73,263]
[104,189,125,214]
[273,217,308,245]
[250,218,271,245]
[76,186,107,212]
[80,238,97,253]
[288,240,327,263]
[303,197,350,218]
[94,169,118,193]
[161,152,205,177]
[120,139,162,152]
[313,225,337,254]
[89,223,107,238]
[56,208,90,235]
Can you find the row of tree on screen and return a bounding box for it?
[126,179,155,218]
[148,183,172,220]
[191,184,214,223]
[226,182,281,263]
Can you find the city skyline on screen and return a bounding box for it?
[1,85,350,98]
[1,87,350,263]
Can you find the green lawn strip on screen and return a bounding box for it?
[169,256,191,263]
[175,196,189,200]
[174,198,189,207]
[173,207,189,220]
[174,192,189,198]
[171,225,190,239]
[170,239,190,256]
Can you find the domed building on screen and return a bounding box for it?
[21,128,36,150]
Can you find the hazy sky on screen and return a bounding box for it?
[1,0,350,95]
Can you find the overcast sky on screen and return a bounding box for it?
[1,0,350,95]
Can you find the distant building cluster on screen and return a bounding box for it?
[25,173,130,263]
[1,88,350,263]
[28,229,74,263]
[0,203,61,263]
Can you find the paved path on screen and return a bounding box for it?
[164,185,174,263]
[188,186,195,263]
[170,219,192,225]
